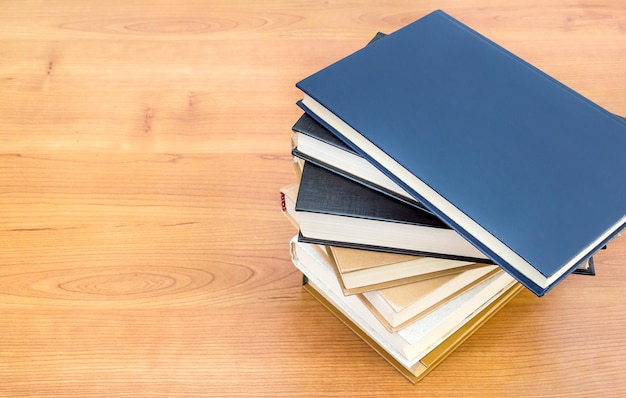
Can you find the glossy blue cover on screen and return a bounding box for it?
[296,10,626,296]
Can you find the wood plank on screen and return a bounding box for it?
[0,1,625,396]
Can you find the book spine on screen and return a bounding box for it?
[280,192,287,212]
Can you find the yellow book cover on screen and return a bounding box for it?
[360,265,500,332]
[328,244,488,295]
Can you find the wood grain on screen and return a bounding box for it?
[0,1,625,397]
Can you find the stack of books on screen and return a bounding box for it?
[280,10,626,383]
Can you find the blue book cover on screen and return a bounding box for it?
[296,10,626,296]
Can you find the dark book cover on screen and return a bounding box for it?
[293,113,352,152]
[297,232,493,264]
[295,161,446,228]
[292,114,427,211]
[295,161,491,263]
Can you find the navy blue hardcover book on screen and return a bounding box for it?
[296,10,626,296]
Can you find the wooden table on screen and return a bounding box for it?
[1,1,625,396]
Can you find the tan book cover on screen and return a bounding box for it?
[327,245,488,294]
[302,277,523,384]
[360,265,500,332]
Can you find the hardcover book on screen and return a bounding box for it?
[361,264,500,332]
[296,9,626,295]
[281,181,484,292]
[290,237,521,382]
[327,245,487,294]
[296,160,489,262]
[292,113,421,208]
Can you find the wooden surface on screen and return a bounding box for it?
[1,1,625,396]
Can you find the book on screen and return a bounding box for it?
[296,9,626,296]
[290,237,522,383]
[361,264,500,332]
[282,181,485,292]
[296,160,490,262]
[292,113,421,209]
[327,245,489,294]
[295,27,625,217]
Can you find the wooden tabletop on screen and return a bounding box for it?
[1,1,625,396]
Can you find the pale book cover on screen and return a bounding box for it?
[328,245,487,294]
[361,265,500,332]
[333,246,430,272]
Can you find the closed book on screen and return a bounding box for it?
[290,237,521,382]
[293,113,422,209]
[361,264,500,332]
[296,9,626,296]
[296,160,489,262]
[282,180,485,292]
[327,245,486,294]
